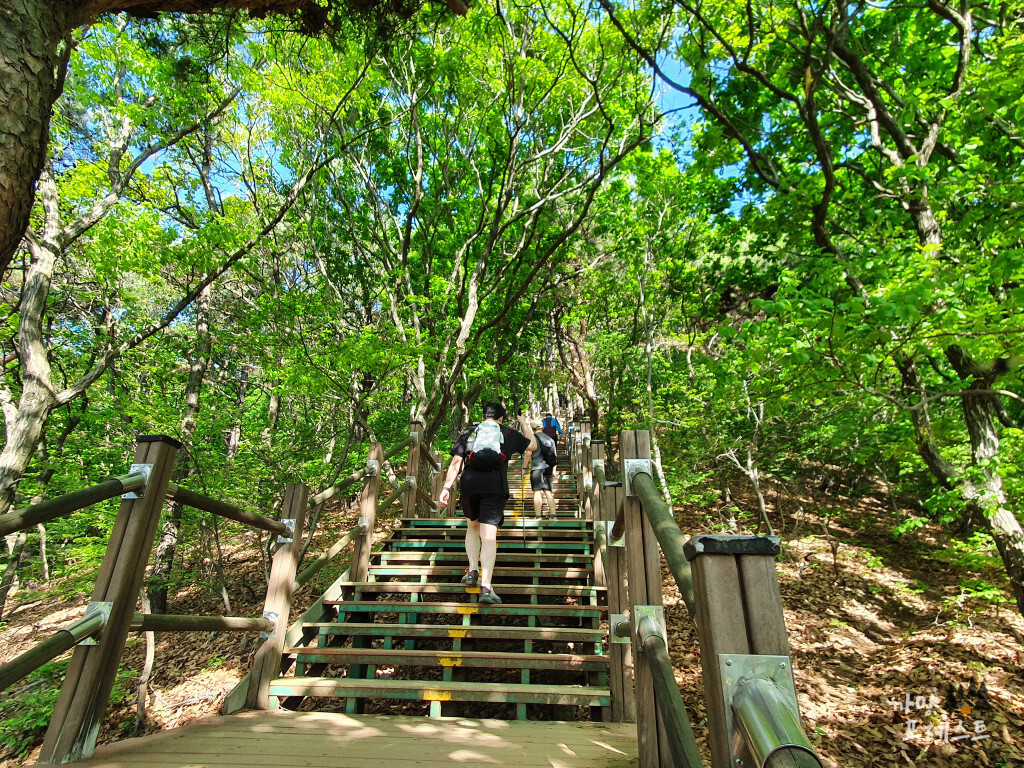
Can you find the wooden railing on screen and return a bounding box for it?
[0,424,435,764]
[566,423,824,768]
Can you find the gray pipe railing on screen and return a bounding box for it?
[0,473,146,538]
[0,611,106,693]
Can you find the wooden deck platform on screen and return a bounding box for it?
[59,710,639,768]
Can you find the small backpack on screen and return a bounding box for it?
[467,421,505,471]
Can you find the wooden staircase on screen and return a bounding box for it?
[269,458,613,721]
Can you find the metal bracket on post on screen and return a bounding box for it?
[597,520,624,547]
[357,516,372,532]
[409,431,420,444]
[720,653,814,768]
[78,602,113,646]
[633,605,666,644]
[260,610,279,640]
[580,432,591,444]
[121,464,153,499]
[624,459,652,497]
[592,458,605,472]
[406,475,416,489]
[610,613,631,644]
[365,459,379,477]
[276,518,296,545]
[583,477,593,491]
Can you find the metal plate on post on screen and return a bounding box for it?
[409,431,420,443]
[406,475,416,488]
[610,613,631,644]
[624,458,652,497]
[364,460,379,477]
[719,654,799,767]
[357,516,372,532]
[121,464,153,499]
[597,520,624,547]
[276,518,296,545]
[633,605,666,641]
[260,610,279,640]
[78,602,113,646]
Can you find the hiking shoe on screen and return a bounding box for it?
[479,586,502,605]
[461,569,479,587]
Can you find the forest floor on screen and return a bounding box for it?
[2,481,1023,767]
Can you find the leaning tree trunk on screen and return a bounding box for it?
[0,1,82,277]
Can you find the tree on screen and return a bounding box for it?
[0,0,462,280]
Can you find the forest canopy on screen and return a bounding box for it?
[0,0,1022,631]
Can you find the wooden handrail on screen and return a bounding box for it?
[630,469,695,616]
[166,483,290,537]
[293,524,366,591]
[415,487,435,509]
[0,612,106,694]
[307,464,373,508]
[307,436,415,508]
[376,480,410,514]
[636,615,704,767]
[130,613,273,633]
[419,443,440,471]
[0,473,146,538]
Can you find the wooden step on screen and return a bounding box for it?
[309,622,603,642]
[399,518,589,528]
[389,528,593,539]
[322,601,606,619]
[333,582,605,597]
[383,541,591,552]
[285,647,608,671]
[367,566,594,579]
[373,552,595,565]
[268,677,611,706]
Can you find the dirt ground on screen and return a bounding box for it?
[2,484,1023,767]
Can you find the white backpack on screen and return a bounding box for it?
[467,421,505,470]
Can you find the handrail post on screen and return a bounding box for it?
[39,434,180,764]
[581,420,593,521]
[403,421,423,518]
[621,429,672,768]
[599,454,635,724]
[352,443,382,582]
[247,482,309,710]
[430,449,444,518]
[685,534,824,768]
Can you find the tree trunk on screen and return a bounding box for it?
[946,346,1024,614]
[0,531,27,618]
[149,287,213,614]
[0,1,82,277]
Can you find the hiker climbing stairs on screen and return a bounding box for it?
[269,462,612,720]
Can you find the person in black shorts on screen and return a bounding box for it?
[438,402,535,604]
[524,420,558,518]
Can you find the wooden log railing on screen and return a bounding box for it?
[0,473,147,538]
[166,482,290,537]
[0,428,423,764]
